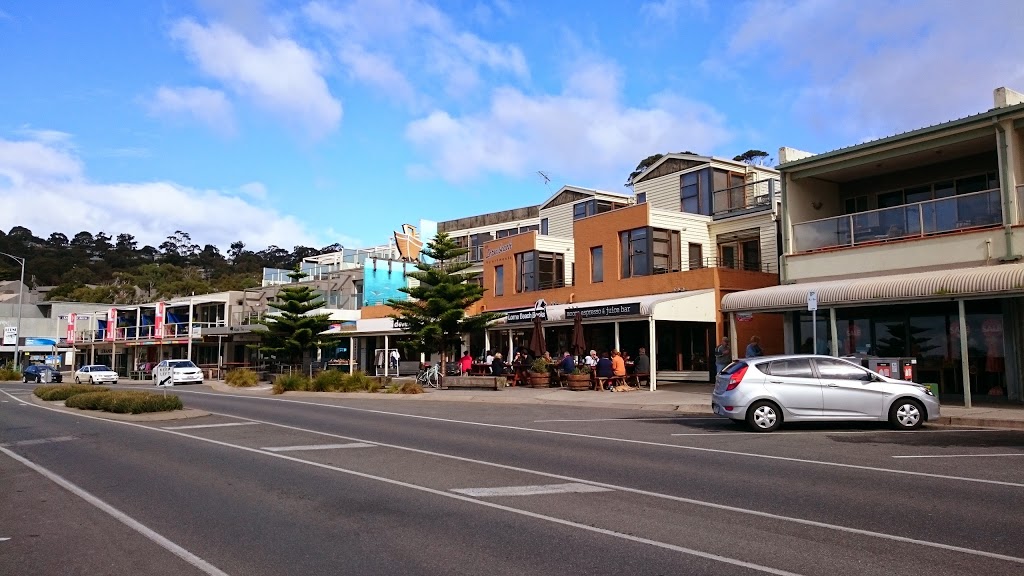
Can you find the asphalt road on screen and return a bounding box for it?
[2,382,1023,576]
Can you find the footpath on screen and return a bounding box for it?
[206,381,1024,431]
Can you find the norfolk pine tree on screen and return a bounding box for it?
[259,270,339,372]
[387,232,503,375]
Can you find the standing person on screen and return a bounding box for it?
[714,337,731,374]
[460,350,473,375]
[745,336,764,358]
[485,350,494,374]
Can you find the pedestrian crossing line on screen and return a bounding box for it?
[261,443,375,452]
[162,422,259,430]
[0,435,77,447]
[451,482,614,498]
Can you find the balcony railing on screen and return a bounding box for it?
[74,321,226,343]
[689,257,774,274]
[792,188,1003,253]
[713,178,778,216]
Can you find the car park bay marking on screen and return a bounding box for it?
[0,435,76,447]
[893,453,1024,459]
[6,390,1024,568]
[261,443,375,452]
[451,483,613,497]
[162,422,259,430]
[0,445,229,576]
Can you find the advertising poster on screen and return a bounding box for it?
[66,313,77,344]
[2,326,16,346]
[154,302,165,339]
[106,308,117,341]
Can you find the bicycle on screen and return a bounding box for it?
[415,362,441,388]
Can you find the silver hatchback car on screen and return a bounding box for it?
[711,354,940,432]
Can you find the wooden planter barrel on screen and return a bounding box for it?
[528,373,550,388]
[565,374,591,391]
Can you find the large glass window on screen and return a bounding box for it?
[573,199,626,220]
[515,251,535,293]
[814,358,872,381]
[681,172,701,213]
[591,246,603,283]
[469,232,493,261]
[688,243,704,269]
[537,252,564,290]
[652,229,681,274]
[620,227,649,278]
[494,266,504,296]
[540,219,548,235]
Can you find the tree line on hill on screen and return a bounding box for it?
[0,227,347,304]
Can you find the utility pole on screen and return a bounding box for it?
[1,252,26,370]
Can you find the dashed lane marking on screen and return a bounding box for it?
[162,422,259,430]
[451,482,613,497]
[261,443,374,452]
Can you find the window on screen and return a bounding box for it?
[540,218,549,235]
[494,266,504,296]
[741,239,760,272]
[573,202,588,220]
[652,228,681,274]
[814,358,872,381]
[469,232,493,261]
[681,172,701,213]
[619,227,649,278]
[591,246,603,283]
[688,243,703,269]
[496,227,518,238]
[515,251,535,293]
[636,192,646,204]
[765,359,815,378]
[573,199,627,220]
[844,196,868,214]
[520,225,540,234]
[537,252,564,289]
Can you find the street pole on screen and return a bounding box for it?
[1,252,25,371]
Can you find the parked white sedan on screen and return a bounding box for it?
[74,365,119,385]
[154,359,204,386]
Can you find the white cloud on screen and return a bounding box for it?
[405,59,732,184]
[0,135,329,250]
[304,0,527,102]
[716,0,1024,138]
[337,44,418,106]
[238,181,268,200]
[148,86,236,135]
[640,0,708,20]
[170,18,342,139]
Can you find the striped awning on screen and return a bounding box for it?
[721,263,1024,312]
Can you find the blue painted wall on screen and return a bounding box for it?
[362,259,412,306]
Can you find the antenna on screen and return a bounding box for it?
[536,171,551,186]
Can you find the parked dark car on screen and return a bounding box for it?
[23,364,63,383]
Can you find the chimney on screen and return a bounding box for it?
[994,86,1024,109]
[778,147,815,164]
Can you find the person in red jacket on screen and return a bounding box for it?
[460,350,473,375]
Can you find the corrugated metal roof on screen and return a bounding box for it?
[721,263,1024,312]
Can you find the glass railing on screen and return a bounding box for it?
[713,178,778,216]
[792,188,1002,252]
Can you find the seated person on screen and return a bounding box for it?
[595,352,614,389]
[460,351,473,375]
[558,351,575,373]
[611,350,626,378]
[491,353,506,376]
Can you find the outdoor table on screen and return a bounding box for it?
[470,363,491,376]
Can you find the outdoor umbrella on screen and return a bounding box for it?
[570,312,586,357]
[530,314,547,358]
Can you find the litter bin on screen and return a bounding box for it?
[866,357,918,381]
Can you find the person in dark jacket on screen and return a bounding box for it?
[491,352,506,376]
[558,352,575,373]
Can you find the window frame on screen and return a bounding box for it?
[619,227,651,278]
[494,265,504,296]
[812,358,874,381]
[540,218,549,235]
[688,243,704,269]
[764,358,815,378]
[591,246,604,283]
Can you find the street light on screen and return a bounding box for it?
[0,251,26,371]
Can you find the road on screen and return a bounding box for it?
[2,382,1023,576]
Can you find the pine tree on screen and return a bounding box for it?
[259,270,337,370]
[387,232,503,373]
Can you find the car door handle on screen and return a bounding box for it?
[826,383,839,387]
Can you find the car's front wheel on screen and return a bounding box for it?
[889,399,925,430]
[746,400,783,432]
[88,376,94,385]
[75,377,81,384]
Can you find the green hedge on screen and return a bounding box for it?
[272,370,385,394]
[65,390,183,414]
[0,363,21,381]
[225,368,259,387]
[34,385,111,401]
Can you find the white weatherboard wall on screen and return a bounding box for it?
[649,209,712,271]
[536,236,575,286]
[634,169,690,212]
[540,202,575,239]
[709,212,779,273]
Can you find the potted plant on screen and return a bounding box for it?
[565,365,592,391]
[528,357,551,388]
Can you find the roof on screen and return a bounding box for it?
[721,263,1024,313]
[538,185,630,210]
[779,101,1024,171]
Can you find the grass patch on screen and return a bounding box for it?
[65,390,183,414]
[271,370,389,394]
[0,363,21,381]
[34,384,110,401]
[225,368,259,388]
[311,370,346,392]
[272,373,311,394]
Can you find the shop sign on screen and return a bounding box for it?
[565,302,641,319]
[66,313,77,344]
[505,307,546,323]
[484,242,513,260]
[25,337,57,347]
[736,313,753,323]
[2,326,17,345]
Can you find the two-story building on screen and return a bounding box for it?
[722,86,1024,405]
[474,155,783,388]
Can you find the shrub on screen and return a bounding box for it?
[399,381,424,394]
[366,379,382,393]
[225,369,259,388]
[272,373,310,395]
[65,390,183,413]
[0,363,20,381]
[529,357,549,374]
[34,385,110,401]
[343,371,374,392]
[312,370,346,392]
[385,383,400,394]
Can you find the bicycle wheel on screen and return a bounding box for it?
[426,370,440,388]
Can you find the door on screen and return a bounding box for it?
[719,244,737,269]
[762,358,823,417]
[814,358,887,418]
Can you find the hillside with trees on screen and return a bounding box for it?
[0,226,342,304]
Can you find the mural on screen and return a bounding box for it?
[363,258,413,306]
[394,224,423,262]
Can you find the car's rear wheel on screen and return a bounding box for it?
[889,399,925,430]
[88,376,94,385]
[746,400,783,432]
[75,377,81,384]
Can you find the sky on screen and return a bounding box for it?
[2,0,1023,252]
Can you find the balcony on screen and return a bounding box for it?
[690,257,774,274]
[75,321,227,343]
[713,178,778,218]
[792,188,1002,253]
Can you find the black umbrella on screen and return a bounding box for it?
[529,314,547,358]
[570,312,586,357]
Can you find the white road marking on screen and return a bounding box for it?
[534,417,722,423]
[0,394,801,576]
[893,453,1024,459]
[0,445,228,576]
[8,389,1024,567]
[261,443,374,452]
[452,483,613,497]
[162,422,258,430]
[172,389,1024,488]
[670,429,1003,437]
[0,435,76,447]
[0,537,10,541]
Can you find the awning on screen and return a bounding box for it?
[492,290,717,325]
[721,263,1024,313]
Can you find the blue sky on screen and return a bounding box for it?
[2,0,1023,251]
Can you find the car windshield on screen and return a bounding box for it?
[168,360,197,368]
[91,365,112,372]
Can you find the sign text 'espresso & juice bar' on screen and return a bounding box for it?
[565,302,641,319]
